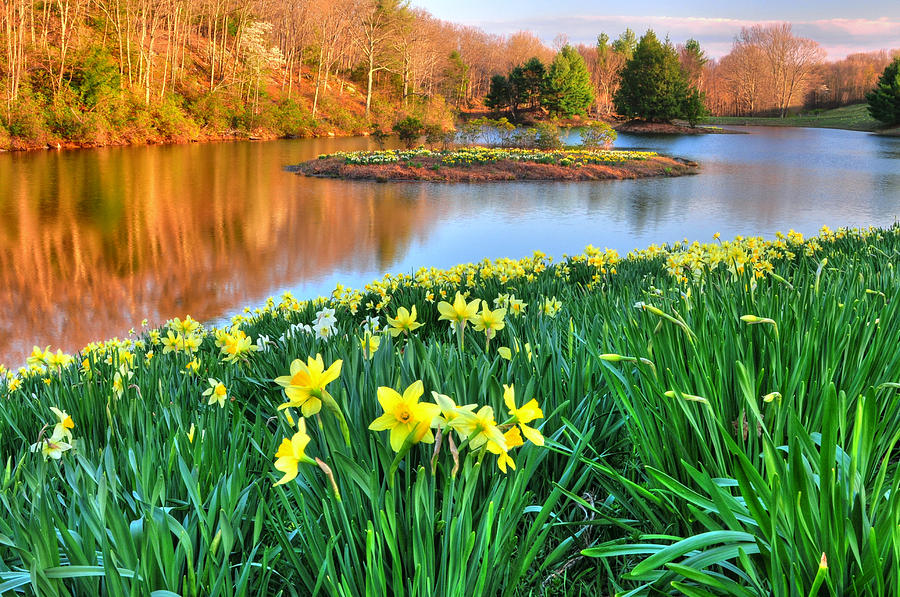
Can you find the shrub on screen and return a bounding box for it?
[392,116,425,148]
[533,121,561,149]
[580,121,617,149]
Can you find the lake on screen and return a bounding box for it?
[1,126,898,365]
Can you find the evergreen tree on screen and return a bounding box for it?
[866,57,900,126]
[542,45,594,117]
[512,57,546,110]
[611,29,637,61]
[614,30,705,123]
[485,74,512,113]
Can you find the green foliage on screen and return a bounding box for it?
[2,225,900,596]
[682,87,708,126]
[485,74,512,112]
[393,115,425,148]
[542,46,594,117]
[70,47,120,109]
[611,28,638,61]
[533,121,562,149]
[579,122,617,149]
[152,95,199,140]
[485,58,546,118]
[614,30,705,123]
[866,56,900,126]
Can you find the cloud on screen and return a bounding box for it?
[471,14,900,58]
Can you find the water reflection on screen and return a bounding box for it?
[0,127,898,365]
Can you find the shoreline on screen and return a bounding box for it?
[0,128,366,154]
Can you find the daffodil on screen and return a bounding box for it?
[49,407,75,443]
[472,301,506,341]
[486,427,524,473]
[508,296,527,317]
[437,292,479,329]
[369,380,441,452]
[275,354,342,417]
[431,392,477,428]
[273,418,315,486]
[220,331,255,363]
[203,378,228,408]
[26,346,49,368]
[161,330,182,354]
[30,427,72,460]
[449,405,506,451]
[187,423,196,443]
[386,306,424,337]
[359,332,380,359]
[503,384,544,446]
[171,315,200,335]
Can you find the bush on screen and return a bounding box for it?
[533,121,561,149]
[392,116,425,148]
[152,95,199,141]
[2,89,48,142]
[580,121,617,149]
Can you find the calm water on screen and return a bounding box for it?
[1,127,898,364]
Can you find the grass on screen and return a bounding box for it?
[702,103,898,133]
[2,225,900,595]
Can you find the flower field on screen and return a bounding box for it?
[2,225,900,596]
[296,146,697,181]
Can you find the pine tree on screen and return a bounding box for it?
[542,45,594,117]
[866,57,900,126]
[614,30,705,123]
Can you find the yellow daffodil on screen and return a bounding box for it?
[359,332,381,359]
[275,354,342,417]
[273,418,315,486]
[386,306,424,337]
[508,296,527,317]
[26,346,49,368]
[472,301,506,340]
[369,380,441,452]
[540,297,562,317]
[220,331,255,363]
[486,427,524,473]
[49,407,75,442]
[187,423,196,443]
[7,378,21,392]
[503,384,544,446]
[449,405,506,451]
[171,315,200,335]
[437,292,479,328]
[185,358,200,374]
[431,392,477,428]
[183,334,202,353]
[203,378,228,408]
[161,330,182,354]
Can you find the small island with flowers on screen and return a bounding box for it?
[292,147,699,182]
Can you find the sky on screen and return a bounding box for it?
[410,0,900,59]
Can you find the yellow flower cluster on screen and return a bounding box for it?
[317,147,658,168]
[368,380,544,473]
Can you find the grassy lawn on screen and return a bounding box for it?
[702,103,899,133]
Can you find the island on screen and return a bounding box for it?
[292,147,698,182]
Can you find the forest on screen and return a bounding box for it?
[0,0,897,149]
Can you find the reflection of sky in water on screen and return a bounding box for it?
[0,127,898,362]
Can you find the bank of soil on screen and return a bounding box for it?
[293,154,699,182]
